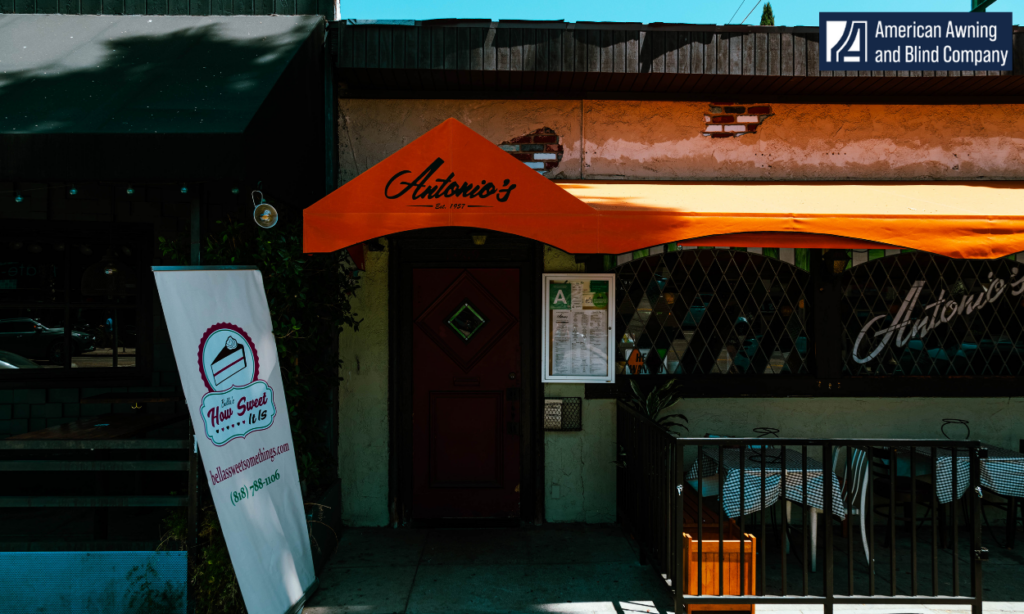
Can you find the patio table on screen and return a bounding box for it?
[685,447,845,520]
[891,444,1024,504]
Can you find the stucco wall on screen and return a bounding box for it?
[670,396,1023,449]
[666,397,1024,479]
[337,241,390,527]
[338,99,1024,181]
[334,98,1024,525]
[337,99,584,184]
[544,386,617,524]
[543,247,617,524]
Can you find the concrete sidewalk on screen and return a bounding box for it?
[304,524,1024,614]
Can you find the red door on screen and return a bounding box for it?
[412,268,521,519]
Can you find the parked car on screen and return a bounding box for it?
[0,318,95,363]
[0,350,39,369]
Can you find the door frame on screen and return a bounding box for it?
[389,229,543,525]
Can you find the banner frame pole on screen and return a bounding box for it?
[283,578,320,614]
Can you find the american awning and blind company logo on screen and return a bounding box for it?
[826,21,869,64]
[820,12,1012,71]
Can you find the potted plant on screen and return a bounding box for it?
[621,378,689,434]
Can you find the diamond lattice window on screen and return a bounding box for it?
[841,253,1024,376]
[447,301,486,341]
[616,250,811,376]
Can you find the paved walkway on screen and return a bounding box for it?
[305,524,672,614]
[304,524,1024,614]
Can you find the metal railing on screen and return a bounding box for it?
[617,403,986,614]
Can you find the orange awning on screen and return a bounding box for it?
[304,119,1024,260]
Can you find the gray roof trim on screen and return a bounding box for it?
[332,23,1024,99]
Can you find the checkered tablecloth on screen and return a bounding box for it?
[685,447,845,520]
[895,445,1024,504]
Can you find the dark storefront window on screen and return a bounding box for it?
[616,249,811,376]
[0,227,148,379]
[842,252,1024,376]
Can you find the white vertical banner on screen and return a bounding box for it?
[153,266,316,614]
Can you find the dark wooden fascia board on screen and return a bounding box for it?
[335,81,1024,104]
[334,24,1024,102]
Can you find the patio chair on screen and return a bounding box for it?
[787,446,870,572]
[870,448,941,548]
[976,439,1023,549]
[838,447,871,565]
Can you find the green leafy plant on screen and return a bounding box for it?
[123,560,184,613]
[159,508,244,614]
[760,2,775,26]
[623,379,689,434]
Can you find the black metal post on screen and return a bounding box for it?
[869,445,876,596]
[697,444,704,596]
[719,445,725,597]
[970,446,983,614]
[932,446,939,597]
[847,445,854,597]
[824,443,834,614]
[760,446,767,596]
[675,440,686,614]
[780,444,788,596]
[889,447,897,596]
[739,445,746,598]
[952,445,960,597]
[801,446,808,596]
[911,446,918,597]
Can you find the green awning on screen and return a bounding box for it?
[0,15,324,185]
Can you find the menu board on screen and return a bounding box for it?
[542,274,615,383]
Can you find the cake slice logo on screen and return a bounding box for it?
[200,324,258,392]
[197,323,276,446]
[212,336,247,385]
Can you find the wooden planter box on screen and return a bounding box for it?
[680,483,757,613]
[680,530,757,613]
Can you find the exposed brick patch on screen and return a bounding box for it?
[500,128,564,174]
[702,103,773,138]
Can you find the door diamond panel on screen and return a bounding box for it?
[415,270,517,372]
[448,301,487,341]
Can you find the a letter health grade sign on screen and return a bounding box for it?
[820,12,1012,72]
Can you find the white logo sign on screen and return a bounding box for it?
[827,20,869,63]
[197,323,277,446]
[852,270,1024,364]
[154,268,315,614]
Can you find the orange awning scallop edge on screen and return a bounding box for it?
[303,119,1024,260]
